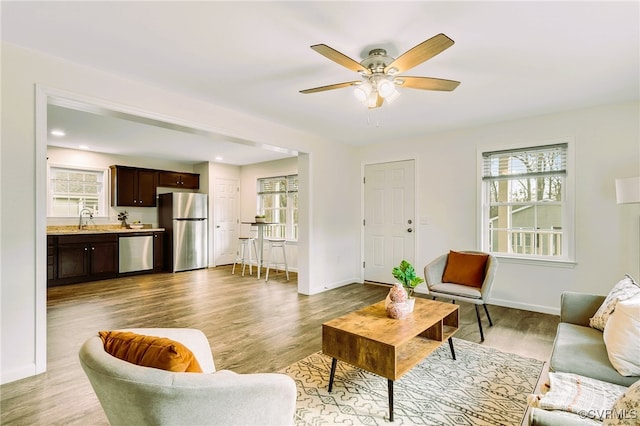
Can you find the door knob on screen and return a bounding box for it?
[407,228,413,233]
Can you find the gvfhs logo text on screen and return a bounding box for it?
[578,409,638,421]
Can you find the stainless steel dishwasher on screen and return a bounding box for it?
[119,235,153,273]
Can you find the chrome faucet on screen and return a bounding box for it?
[78,208,93,229]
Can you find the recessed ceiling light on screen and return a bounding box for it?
[50,129,66,136]
[78,145,89,150]
[215,156,223,161]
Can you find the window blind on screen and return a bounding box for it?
[258,175,297,194]
[482,143,567,181]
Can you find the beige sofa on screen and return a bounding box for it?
[79,328,297,425]
[529,292,639,425]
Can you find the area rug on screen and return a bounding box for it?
[281,338,545,425]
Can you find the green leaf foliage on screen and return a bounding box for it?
[392,260,425,297]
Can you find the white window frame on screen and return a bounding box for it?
[478,138,575,266]
[47,163,109,218]
[257,174,298,241]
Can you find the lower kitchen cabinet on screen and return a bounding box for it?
[50,234,118,286]
[48,231,165,286]
[153,231,165,272]
[47,236,57,281]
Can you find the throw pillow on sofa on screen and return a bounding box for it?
[603,295,640,377]
[590,274,640,331]
[602,379,640,425]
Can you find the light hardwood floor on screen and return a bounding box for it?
[1,266,559,425]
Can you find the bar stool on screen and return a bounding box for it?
[232,237,258,277]
[265,239,289,282]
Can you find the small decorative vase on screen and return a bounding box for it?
[385,283,411,319]
[406,297,416,313]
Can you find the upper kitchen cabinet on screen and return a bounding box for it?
[111,165,158,207]
[158,171,199,189]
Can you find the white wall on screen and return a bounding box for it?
[358,101,640,314]
[1,42,359,384]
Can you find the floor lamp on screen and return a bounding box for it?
[616,177,640,277]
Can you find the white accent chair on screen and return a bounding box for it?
[416,251,498,342]
[79,328,297,425]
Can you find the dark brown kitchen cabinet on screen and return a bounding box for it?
[153,231,165,272]
[111,165,158,207]
[157,171,199,189]
[52,234,118,286]
[47,236,57,282]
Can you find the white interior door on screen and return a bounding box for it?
[214,178,239,265]
[364,160,415,283]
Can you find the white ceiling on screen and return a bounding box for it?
[2,1,639,165]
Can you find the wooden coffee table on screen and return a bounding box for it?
[322,297,459,422]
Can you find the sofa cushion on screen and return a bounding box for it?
[603,379,640,425]
[441,250,489,288]
[550,323,638,387]
[603,295,640,376]
[589,274,640,331]
[99,330,202,373]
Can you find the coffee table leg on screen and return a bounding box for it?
[388,379,394,422]
[448,337,456,360]
[328,358,337,392]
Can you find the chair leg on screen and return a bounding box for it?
[483,304,493,327]
[482,304,493,327]
[252,239,259,277]
[241,242,247,277]
[475,304,485,342]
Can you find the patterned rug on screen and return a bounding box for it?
[281,338,545,425]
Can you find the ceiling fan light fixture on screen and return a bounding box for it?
[376,78,395,99]
[353,81,373,102]
[365,91,378,108]
[384,89,400,104]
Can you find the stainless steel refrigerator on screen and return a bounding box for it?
[158,192,208,272]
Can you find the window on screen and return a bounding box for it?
[48,165,108,217]
[481,143,571,260]
[257,174,298,240]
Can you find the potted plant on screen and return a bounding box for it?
[117,210,129,228]
[255,214,266,223]
[392,260,425,312]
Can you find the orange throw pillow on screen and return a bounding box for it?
[441,250,489,288]
[98,331,202,373]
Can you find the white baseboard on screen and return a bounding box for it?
[1,363,37,385]
[489,297,560,316]
[308,277,361,295]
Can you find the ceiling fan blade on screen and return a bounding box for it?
[395,76,460,91]
[310,44,371,74]
[385,33,454,74]
[299,81,360,94]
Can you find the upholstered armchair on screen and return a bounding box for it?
[415,251,498,342]
[79,328,297,425]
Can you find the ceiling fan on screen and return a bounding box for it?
[300,33,460,108]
